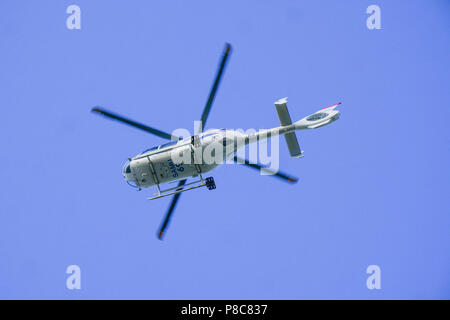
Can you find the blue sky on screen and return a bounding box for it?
[0,0,449,299]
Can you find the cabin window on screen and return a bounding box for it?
[141,146,159,154]
[220,138,232,146]
[159,140,178,149]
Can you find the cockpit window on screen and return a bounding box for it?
[306,112,328,121]
[140,146,159,154]
[140,140,178,155]
[125,165,131,174]
[159,140,178,149]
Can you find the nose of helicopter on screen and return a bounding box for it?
[122,160,133,181]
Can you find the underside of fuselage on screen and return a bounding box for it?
[122,129,235,189]
[128,151,219,188]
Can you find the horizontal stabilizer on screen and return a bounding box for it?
[274,97,304,158]
[284,132,303,158]
[275,97,292,126]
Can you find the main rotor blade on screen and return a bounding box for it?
[234,156,298,184]
[198,43,232,133]
[92,107,174,140]
[157,179,187,240]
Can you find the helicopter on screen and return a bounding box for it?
[91,43,341,240]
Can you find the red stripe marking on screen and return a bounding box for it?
[320,102,342,110]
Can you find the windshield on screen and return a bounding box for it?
[122,161,131,174]
[140,140,178,155]
[159,140,178,149]
[140,146,158,154]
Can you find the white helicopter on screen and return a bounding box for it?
[92,43,341,239]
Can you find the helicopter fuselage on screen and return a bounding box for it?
[122,105,340,190]
[123,129,243,189]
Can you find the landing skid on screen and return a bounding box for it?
[147,176,216,200]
